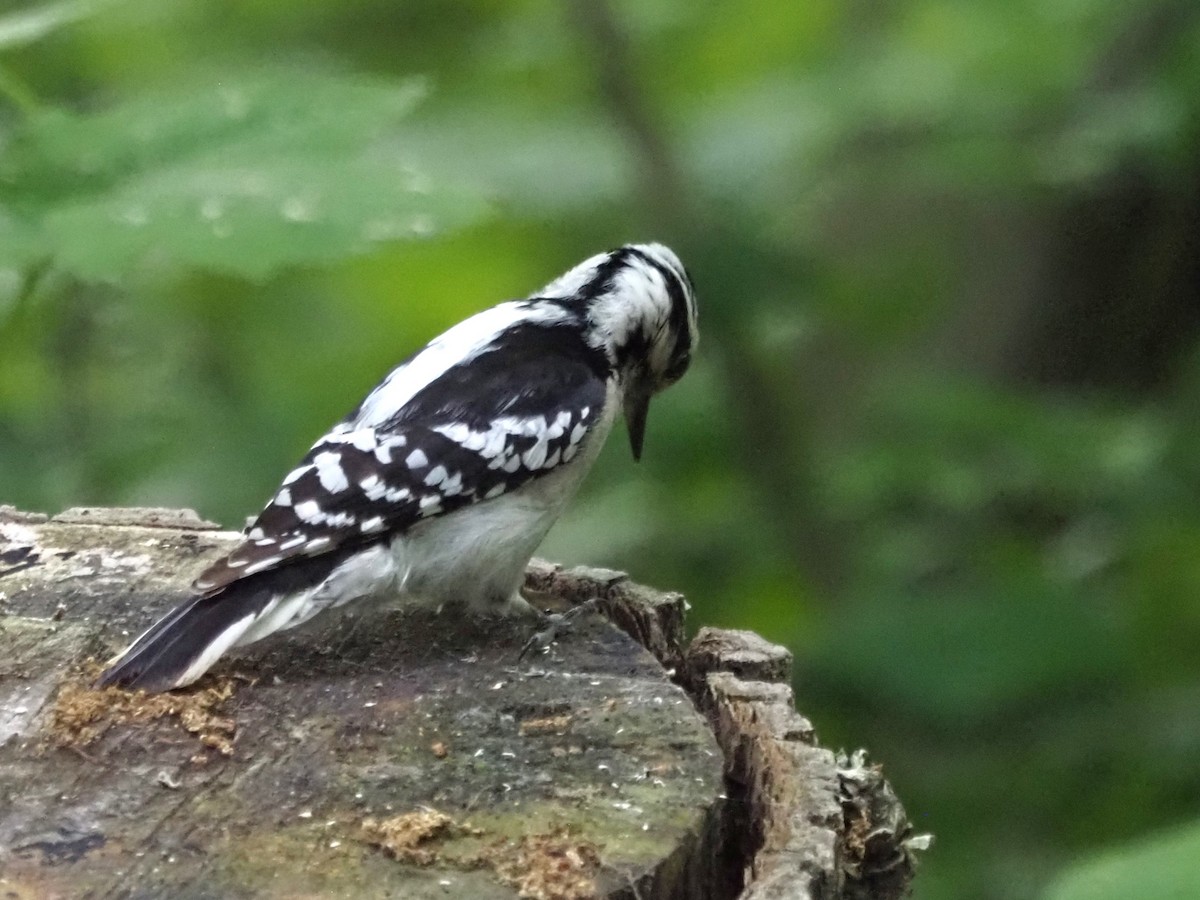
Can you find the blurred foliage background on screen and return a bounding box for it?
[2,0,1199,896]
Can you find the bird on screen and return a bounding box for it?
[96,243,698,691]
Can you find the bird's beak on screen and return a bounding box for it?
[624,387,651,462]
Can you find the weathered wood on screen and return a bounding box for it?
[684,629,929,900]
[0,506,928,898]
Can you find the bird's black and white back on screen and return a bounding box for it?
[97,243,698,691]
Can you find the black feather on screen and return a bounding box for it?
[384,323,608,429]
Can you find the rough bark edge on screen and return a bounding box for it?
[524,564,930,899]
[682,629,930,900]
[49,506,223,530]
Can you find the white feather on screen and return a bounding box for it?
[353,303,568,429]
[174,611,261,687]
[537,251,609,299]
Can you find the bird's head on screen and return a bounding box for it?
[538,242,698,460]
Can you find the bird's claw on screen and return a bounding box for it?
[518,598,599,660]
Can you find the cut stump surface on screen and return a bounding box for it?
[0,508,720,899]
[0,506,926,899]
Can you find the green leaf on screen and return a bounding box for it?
[0,68,488,279]
[1044,820,1200,900]
[0,0,114,52]
[0,205,44,269]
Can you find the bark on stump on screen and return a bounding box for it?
[0,506,927,898]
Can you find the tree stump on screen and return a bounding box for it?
[0,506,927,898]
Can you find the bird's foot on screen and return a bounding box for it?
[518,598,599,661]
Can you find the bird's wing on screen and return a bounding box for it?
[193,348,608,594]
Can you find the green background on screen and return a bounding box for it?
[2,1,1199,897]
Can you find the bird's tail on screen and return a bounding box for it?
[95,553,343,692]
[94,588,272,692]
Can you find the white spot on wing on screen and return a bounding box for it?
[424,465,448,487]
[481,428,508,458]
[436,422,491,454]
[361,475,388,501]
[548,411,570,439]
[243,555,282,576]
[275,488,293,506]
[282,465,310,486]
[361,516,385,533]
[484,484,505,499]
[295,500,323,523]
[433,423,470,444]
[375,441,399,464]
[522,441,548,470]
[314,450,349,492]
[324,512,356,529]
[406,448,428,469]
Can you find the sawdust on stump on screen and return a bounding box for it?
[48,660,238,755]
[360,809,601,900]
[491,826,602,900]
[360,810,467,866]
